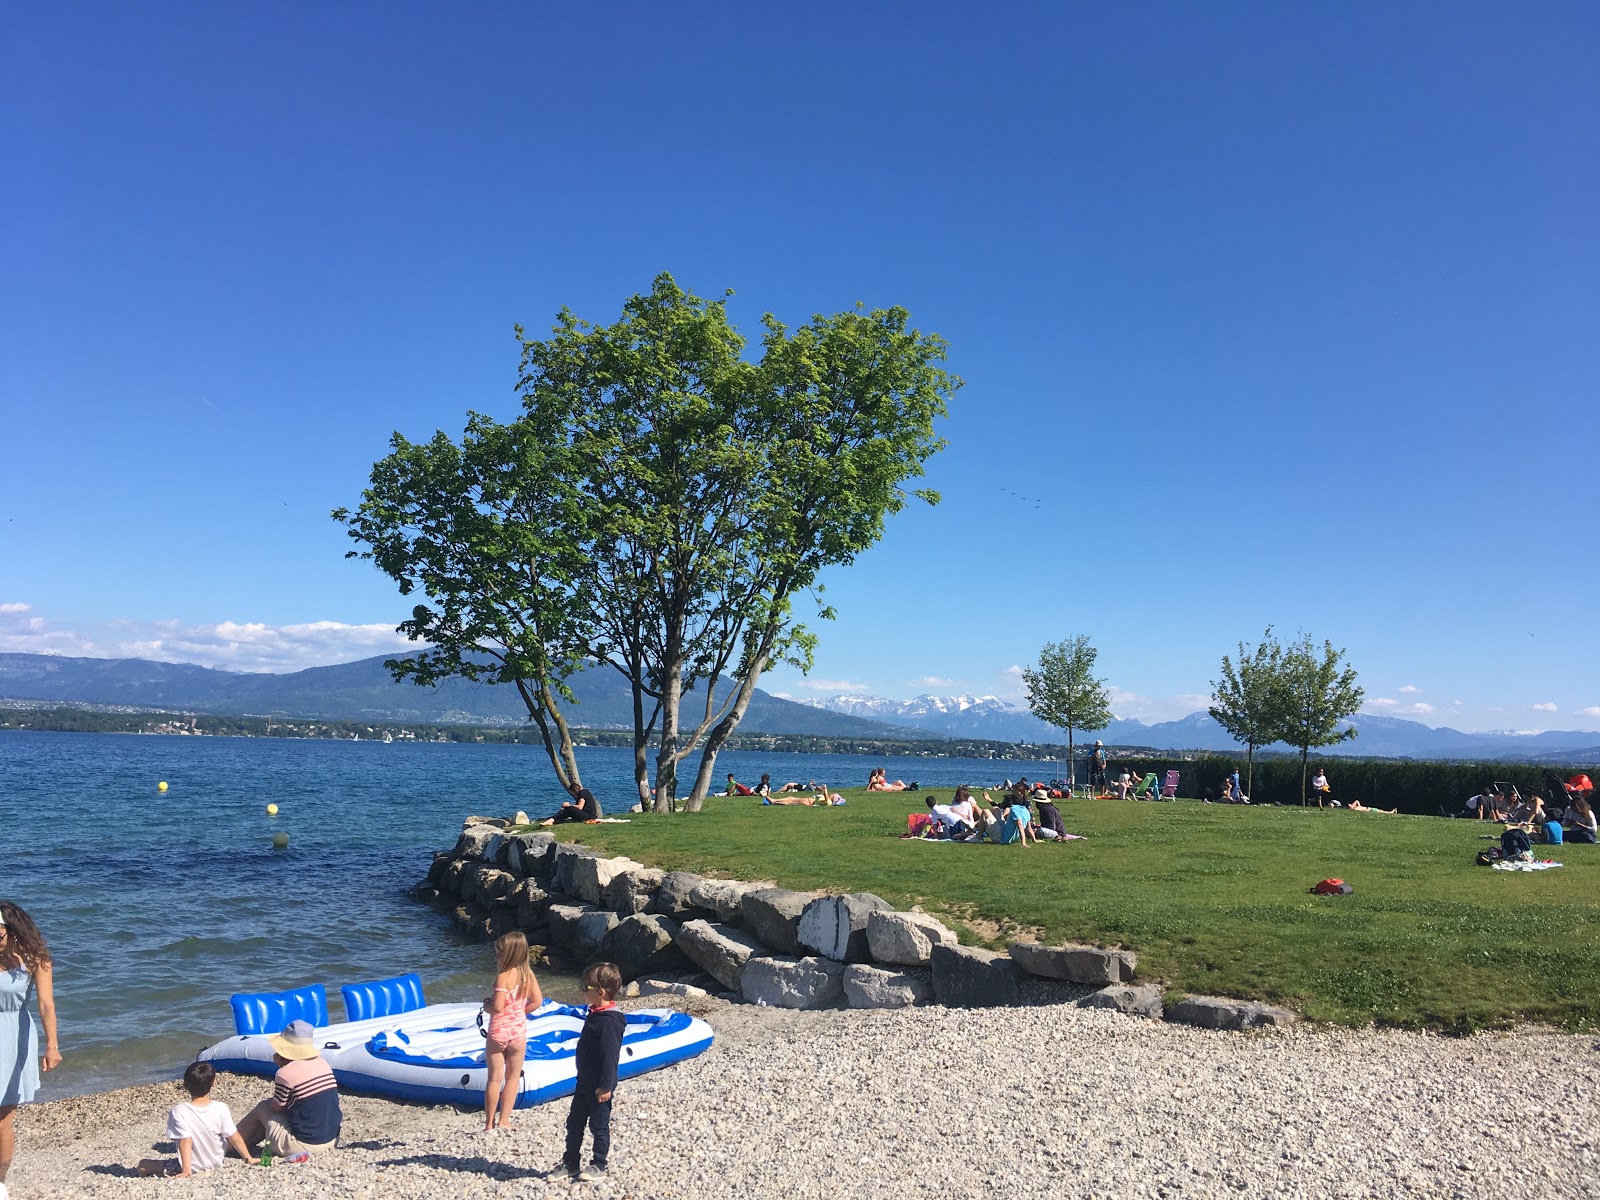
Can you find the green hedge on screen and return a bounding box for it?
[1107,753,1583,815]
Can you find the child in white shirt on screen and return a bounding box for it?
[138,1061,251,1176]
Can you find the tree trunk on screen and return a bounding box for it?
[1246,744,1255,798]
[515,678,580,794]
[653,626,684,813]
[1300,746,1309,806]
[685,650,772,810]
[1067,729,1076,787]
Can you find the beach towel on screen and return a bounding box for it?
[1491,860,1563,872]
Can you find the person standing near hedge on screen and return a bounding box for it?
[1311,770,1331,808]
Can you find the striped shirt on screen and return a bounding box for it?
[273,1056,341,1145]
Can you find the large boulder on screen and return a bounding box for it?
[1080,984,1164,1019]
[742,955,845,1010]
[454,825,500,860]
[741,888,814,956]
[601,914,688,981]
[546,903,594,951]
[1166,996,1298,1031]
[651,871,711,919]
[687,878,766,923]
[510,879,551,928]
[425,852,453,886]
[462,864,518,907]
[603,867,665,916]
[573,910,621,960]
[677,920,769,991]
[506,833,556,879]
[440,857,471,895]
[866,911,959,966]
[570,855,644,907]
[1009,942,1136,986]
[931,944,1022,1008]
[843,964,933,1009]
[798,893,893,963]
[550,844,604,898]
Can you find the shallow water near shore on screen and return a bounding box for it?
[3,729,1042,1100]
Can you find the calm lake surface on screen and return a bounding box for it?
[2,730,1043,1098]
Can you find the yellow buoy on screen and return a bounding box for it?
[158,781,168,792]
[271,831,290,849]
[266,803,279,816]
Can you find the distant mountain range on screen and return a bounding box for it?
[800,693,1600,762]
[3,654,1596,761]
[0,653,923,740]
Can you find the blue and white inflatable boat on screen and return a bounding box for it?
[198,973,714,1107]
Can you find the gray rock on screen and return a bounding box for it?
[931,944,1022,1007]
[454,825,499,860]
[1166,996,1298,1031]
[570,855,644,907]
[462,864,518,907]
[651,871,711,918]
[843,964,933,1009]
[865,911,959,966]
[741,888,815,956]
[425,852,452,886]
[601,913,688,981]
[603,867,665,915]
[677,920,769,991]
[636,979,711,999]
[1008,942,1135,985]
[506,833,556,878]
[687,878,765,923]
[1081,984,1165,1019]
[546,903,594,951]
[551,843,604,897]
[411,883,439,905]
[440,857,470,894]
[742,955,845,1010]
[573,909,621,960]
[798,893,894,963]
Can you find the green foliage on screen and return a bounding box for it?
[1277,632,1365,803]
[1208,626,1285,796]
[337,274,960,809]
[561,791,1600,1030]
[1022,636,1111,783]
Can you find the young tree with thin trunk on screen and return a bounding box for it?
[1276,632,1364,805]
[1022,637,1112,786]
[1209,626,1286,799]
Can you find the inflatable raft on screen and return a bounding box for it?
[199,973,713,1108]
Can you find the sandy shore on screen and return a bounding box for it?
[9,987,1599,1200]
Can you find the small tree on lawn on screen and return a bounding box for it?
[1022,636,1112,787]
[1276,632,1364,804]
[1209,626,1287,800]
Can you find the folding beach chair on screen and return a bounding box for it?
[1130,772,1158,799]
[1158,769,1181,801]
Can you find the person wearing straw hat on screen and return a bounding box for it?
[233,1019,342,1160]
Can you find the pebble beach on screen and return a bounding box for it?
[11,986,1598,1200]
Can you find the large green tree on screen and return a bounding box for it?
[1209,626,1287,799]
[1022,636,1112,786]
[1276,632,1365,804]
[337,274,958,811]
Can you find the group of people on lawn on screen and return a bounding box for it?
[914,780,1071,846]
[1462,783,1597,843]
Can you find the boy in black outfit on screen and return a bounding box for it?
[564,961,626,1182]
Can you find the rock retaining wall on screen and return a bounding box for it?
[416,816,1297,1029]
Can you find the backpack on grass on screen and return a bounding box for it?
[1309,878,1353,895]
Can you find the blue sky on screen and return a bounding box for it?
[3,2,1596,732]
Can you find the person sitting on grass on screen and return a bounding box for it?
[755,774,772,798]
[1027,784,1067,840]
[1345,799,1397,814]
[925,796,975,840]
[540,781,601,827]
[991,790,1036,847]
[1462,786,1495,819]
[723,773,755,797]
[1563,796,1598,843]
[866,768,908,792]
[1227,769,1250,804]
[138,1061,254,1177]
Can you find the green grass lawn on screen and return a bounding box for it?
[555,791,1600,1031]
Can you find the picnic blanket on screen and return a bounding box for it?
[1491,860,1563,871]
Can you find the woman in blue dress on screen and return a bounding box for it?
[1,902,60,1198]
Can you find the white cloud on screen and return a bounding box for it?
[1398,684,1422,694]
[910,676,955,689]
[1405,702,1436,715]
[1366,697,1399,709]
[1451,699,1463,706]
[1581,706,1600,719]
[1001,665,1024,678]
[798,678,871,694]
[0,602,31,616]
[0,606,416,673]
[1531,702,1558,713]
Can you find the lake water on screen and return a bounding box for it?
[2,730,1046,1098]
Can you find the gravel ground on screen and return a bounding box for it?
[9,987,1598,1200]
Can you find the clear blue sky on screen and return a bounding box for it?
[3,2,1596,732]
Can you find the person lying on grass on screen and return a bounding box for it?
[1344,799,1397,814]
[925,796,977,840]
